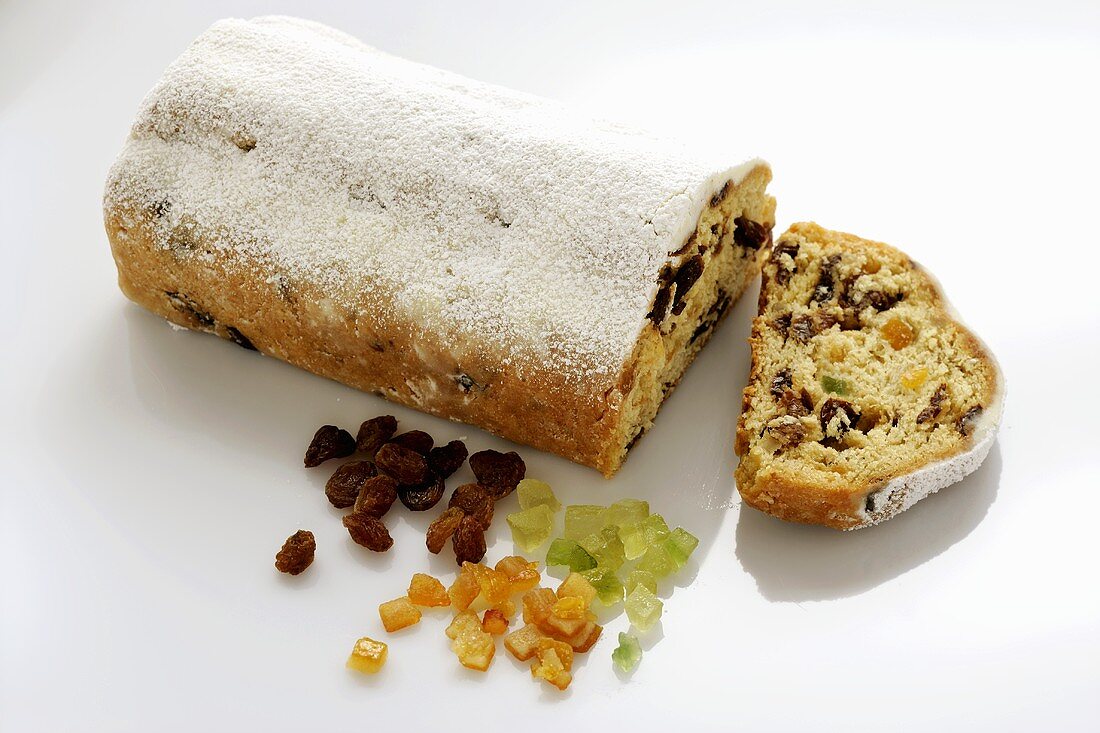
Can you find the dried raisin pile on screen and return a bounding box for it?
[275,530,315,575]
[398,472,445,511]
[427,440,468,479]
[356,415,397,457]
[389,430,434,455]
[304,425,356,467]
[375,442,429,486]
[353,474,399,518]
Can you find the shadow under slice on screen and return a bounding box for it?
[734,444,1002,602]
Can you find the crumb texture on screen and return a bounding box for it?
[735,223,1002,529]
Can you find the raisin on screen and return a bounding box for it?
[226,326,256,350]
[770,241,799,285]
[325,460,377,508]
[766,416,806,447]
[454,374,482,393]
[956,405,983,436]
[275,530,315,575]
[917,384,949,424]
[428,440,469,479]
[789,314,818,343]
[811,255,841,303]
[353,474,398,518]
[670,255,704,316]
[469,450,526,500]
[426,506,465,554]
[648,264,675,324]
[304,425,356,468]
[452,516,487,565]
[447,482,494,530]
[165,291,214,329]
[820,397,861,438]
[770,313,792,335]
[390,430,434,455]
[733,217,771,250]
[710,180,731,207]
[778,389,811,418]
[866,290,902,312]
[375,442,429,485]
[770,369,793,398]
[356,415,397,457]
[398,472,446,511]
[343,513,393,552]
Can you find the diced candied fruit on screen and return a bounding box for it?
[378,596,422,632]
[506,505,555,552]
[346,636,388,674]
[531,638,573,691]
[603,498,649,529]
[448,566,480,611]
[579,525,626,571]
[546,538,597,571]
[407,573,450,607]
[621,514,670,560]
[445,611,495,671]
[482,608,510,635]
[563,505,606,540]
[556,572,598,607]
[563,620,602,653]
[495,556,541,593]
[881,317,915,349]
[821,375,849,395]
[540,609,587,639]
[503,624,543,661]
[551,596,587,620]
[521,588,557,625]
[612,632,642,673]
[517,478,561,512]
[625,569,658,596]
[625,586,663,632]
[636,543,678,578]
[464,562,513,606]
[493,599,517,619]
[901,367,929,390]
[663,527,700,569]
[581,567,625,605]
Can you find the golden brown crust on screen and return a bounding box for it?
[735,222,1000,529]
[107,167,773,476]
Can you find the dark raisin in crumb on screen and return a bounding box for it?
[770,313,792,335]
[325,460,377,508]
[426,506,465,554]
[710,180,731,207]
[771,241,799,285]
[275,530,315,575]
[389,430,434,455]
[343,513,393,552]
[733,217,772,250]
[468,450,526,500]
[304,425,356,468]
[778,389,811,417]
[671,255,705,316]
[866,290,903,312]
[766,416,806,447]
[917,384,949,424]
[353,474,398,518]
[770,369,793,398]
[811,255,842,303]
[356,415,397,456]
[820,397,861,437]
[398,472,446,511]
[648,265,675,324]
[865,492,878,513]
[427,440,468,479]
[956,405,984,436]
[165,291,215,329]
[790,314,818,343]
[454,374,482,393]
[375,442,428,485]
[452,516,487,565]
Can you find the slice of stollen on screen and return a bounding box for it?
[734,222,1004,529]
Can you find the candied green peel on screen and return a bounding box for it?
[505,483,698,678]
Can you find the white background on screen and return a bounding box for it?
[2,1,1099,730]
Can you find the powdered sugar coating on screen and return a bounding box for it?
[104,16,765,383]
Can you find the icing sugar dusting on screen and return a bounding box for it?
[105,16,763,383]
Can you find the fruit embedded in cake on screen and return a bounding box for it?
[735,222,1003,529]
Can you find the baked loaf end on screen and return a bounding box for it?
[103,16,774,476]
[735,223,1003,529]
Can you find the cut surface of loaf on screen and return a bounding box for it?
[735,223,1003,529]
[103,16,775,476]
